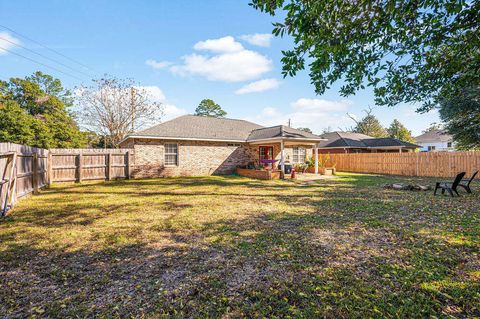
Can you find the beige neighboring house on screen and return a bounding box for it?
[415,129,455,152]
[119,115,325,178]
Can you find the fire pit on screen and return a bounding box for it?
[383,183,431,191]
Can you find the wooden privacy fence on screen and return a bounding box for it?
[1,144,135,215]
[0,143,48,214]
[325,152,480,178]
[49,149,133,183]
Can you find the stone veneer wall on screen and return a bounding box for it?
[124,139,257,178]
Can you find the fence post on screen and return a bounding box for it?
[416,152,419,177]
[32,152,39,194]
[77,153,83,183]
[125,151,130,179]
[107,153,112,180]
[47,152,53,185]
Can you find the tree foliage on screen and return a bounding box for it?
[349,108,387,137]
[439,87,480,150]
[296,127,312,133]
[195,99,227,118]
[251,0,480,111]
[387,119,415,142]
[423,123,444,133]
[77,76,164,146]
[0,72,87,148]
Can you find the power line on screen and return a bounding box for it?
[0,35,93,78]
[0,45,86,82]
[0,24,98,74]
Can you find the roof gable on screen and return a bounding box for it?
[415,129,453,143]
[247,125,323,141]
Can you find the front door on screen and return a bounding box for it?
[259,146,274,167]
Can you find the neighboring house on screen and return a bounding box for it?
[315,131,419,154]
[119,115,325,177]
[415,129,455,152]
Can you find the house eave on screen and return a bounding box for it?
[119,135,248,144]
[317,145,418,150]
[247,137,327,145]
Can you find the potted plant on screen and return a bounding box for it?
[306,154,336,175]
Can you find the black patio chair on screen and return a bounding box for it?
[434,172,466,197]
[458,170,478,194]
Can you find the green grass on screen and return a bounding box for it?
[1,173,479,318]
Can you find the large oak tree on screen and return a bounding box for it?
[251,0,479,111]
[0,72,87,148]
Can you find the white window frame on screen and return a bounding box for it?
[164,143,178,166]
[292,147,306,164]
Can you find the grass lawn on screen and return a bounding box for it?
[1,173,479,318]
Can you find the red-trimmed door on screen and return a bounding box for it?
[259,146,274,167]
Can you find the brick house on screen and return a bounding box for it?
[315,131,419,154]
[119,115,325,178]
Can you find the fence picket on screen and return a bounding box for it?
[1,144,136,212]
[327,151,480,179]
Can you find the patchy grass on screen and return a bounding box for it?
[1,173,479,318]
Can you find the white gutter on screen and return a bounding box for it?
[248,137,327,143]
[119,135,248,144]
[120,135,327,145]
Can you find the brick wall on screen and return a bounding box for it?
[125,139,257,178]
[236,168,281,180]
[120,138,314,178]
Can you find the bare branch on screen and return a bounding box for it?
[77,76,164,146]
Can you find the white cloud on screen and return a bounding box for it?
[235,78,280,94]
[239,33,273,47]
[136,85,166,102]
[245,98,355,134]
[193,36,243,53]
[170,50,272,82]
[0,32,20,55]
[145,59,172,69]
[159,35,273,82]
[135,85,188,124]
[162,103,188,120]
[291,98,352,112]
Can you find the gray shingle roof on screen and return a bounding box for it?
[317,132,372,148]
[362,138,419,148]
[317,131,418,149]
[247,125,323,141]
[415,129,453,143]
[132,115,264,141]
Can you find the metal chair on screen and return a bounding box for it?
[458,170,478,194]
[434,172,466,197]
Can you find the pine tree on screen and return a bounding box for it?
[349,108,387,137]
[195,99,227,118]
[387,119,415,143]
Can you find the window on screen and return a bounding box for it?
[293,147,306,163]
[428,145,436,151]
[447,142,452,148]
[164,143,178,166]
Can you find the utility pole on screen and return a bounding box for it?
[288,118,291,128]
[130,87,136,132]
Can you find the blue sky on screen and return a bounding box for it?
[0,0,439,135]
